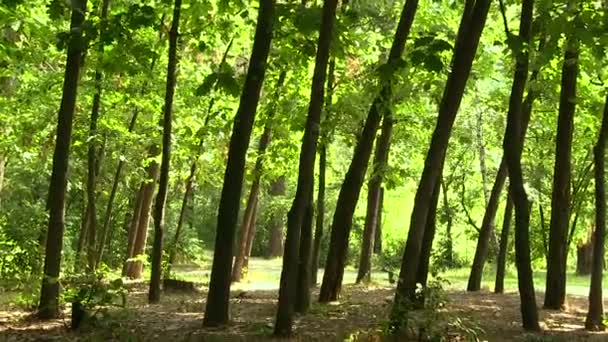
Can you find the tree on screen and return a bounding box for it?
[544,13,579,311]
[274,0,338,335]
[232,71,286,282]
[267,176,287,258]
[38,0,88,319]
[494,194,513,294]
[148,0,182,304]
[585,94,608,331]
[390,0,490,330]
[356,112,393,284]
[203,0,276,326]
[502,0,540,331]
[319,0,419,303]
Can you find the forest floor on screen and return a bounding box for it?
[1,259,608,341]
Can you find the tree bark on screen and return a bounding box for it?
[356,112,393,284]
[414,174,442,306]
[295,186,314,313]
[38,0,88,319]
[585,94,608,330]
[390,0,490,330]
[374,188,384,254]
[440,179,454,266]
[502,0,540,331]
[203,0,275,326]
[274,0,337,336]
[494,194,513,294]
[122,184,144,276]
[268,176,287,258]
[125,150,159,279]
[148,0,181,304]
[232,71,286,282]
[319,0,418,303]
[545,31,579,311]
[310,58,335,287]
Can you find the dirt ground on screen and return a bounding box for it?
[1,283,607,341]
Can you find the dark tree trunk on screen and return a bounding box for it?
[356,112,393,284]
[204,0,275,326]
[274,0,337,336]
[319,0,418,303]
[545,34,579,311]
[85,0,112,271]
[123,184,144,276]
[310,58,335,286]
[242,199,259,270]
[38,0,88,319]
[390,0,490,330]
[295,187,314,313]
[585,94,608,330]
[374,188,384,254]
[268,176,287,258]
[467,60,540,292]
[232,71,285,282]
[440,179,454,266]
[502,0,540,331]
[125,152,159,279]
[494,194,513,294]
[414,175,441,306]
[576,238,593,276]
[148,0,181,304]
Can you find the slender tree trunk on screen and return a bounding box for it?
[374,188,384,254]
[415,174,442,306]
[585,94,608,331]
[440,179,454,266]
[268,176,287,258]
[148,0,181,304]
[502,0,540,331]
[168,162,195,267]
[242,198,259,270]
[274,0,337,336]
[467,66,540,292]
[232,71,286,282]
[122,183,144,276]
[85,0,112,271]
[356,112,393,284]
[319,0,418,303]
[310,58,335,286]
[96,107,140,267]
[126,152,159,279]
[295,186,314,313]
[545,30,579,311]
[38,0,88,319]
[390,0,490,330]
[494,194,513,294]
[203,0,275,326]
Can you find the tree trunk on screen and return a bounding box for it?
[85,0,112,272]
[203,0,275,326]
[440,179,454,266]
[545,31,579,311]
[467,57,541,292]
[414,175,441,306]
[126,151,159,279]
[38,0,88,319]
[374,188,384,254]
[585,94,608,331]
[576,238,593,276]
[274,0,337,336]
[356,112,393,284]
[390,0,490,330]
[319,0,418,304]
[502,0,540,331]
[242,199,259,270]
[148,0,181,304]
[295,187,314,313]
[310,58,335,287]
[494,194,513,294]
[122,183,144,276]
[232,71,285,282]
[268,176,287,258]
